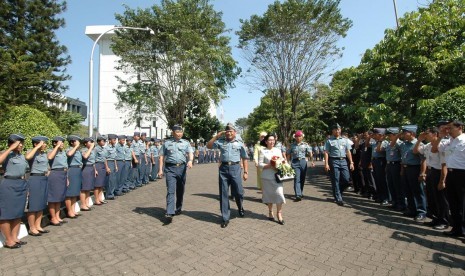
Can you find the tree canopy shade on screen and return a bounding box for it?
[237,0,351,143]
[0,0,71,117]
[112,0,240,128]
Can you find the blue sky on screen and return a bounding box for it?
[56,0,421,126]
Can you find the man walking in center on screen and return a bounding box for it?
[207,123,249,228]
[158,125,193,223]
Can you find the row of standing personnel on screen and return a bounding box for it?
[325,120,465,239]
[0,132,163,249]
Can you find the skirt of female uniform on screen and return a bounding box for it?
[28,175,48,212]
[0,178,28,220]
[47,170,68,203]
[66,167,82,197]
[94,162,107,188]
[81,165,95,191]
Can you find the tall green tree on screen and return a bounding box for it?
[335,0,465,129]
[237,0,351,142]
[0,0,71,117]
[112,0,240,128]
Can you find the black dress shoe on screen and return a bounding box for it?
[443,229,464,237]
[3,243,21,249]
[165,214,173,223]
[433,224,448,230]
[28,231,42,237]
[238,208,245,217]
[336,201,344,206]
[221,221,229,228]
[175,210,182,216]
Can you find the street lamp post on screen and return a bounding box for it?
[88,26,155,137]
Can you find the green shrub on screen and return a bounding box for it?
[0,105,62,151]
[417,86,465,129]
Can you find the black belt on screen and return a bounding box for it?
[4,175,25,179]
[448,168,465,172]
[329,157,346,160]
[51,168,68,171]
[69,165,82,168]
[402,164,420,168]
[221,161,240,165]
[116,160,125,162]
[165,163,185,167]
[292,158,305,161]
[427,166,441,171]
[107,159,115,161]
[30,173,47,176]
[387,161,400,164]
[372,157,385,160]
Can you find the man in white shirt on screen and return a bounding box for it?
[438,120,465,237]
[414,127,450,230]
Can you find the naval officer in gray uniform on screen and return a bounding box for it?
[158,125,193,222]
[207,123,249,228]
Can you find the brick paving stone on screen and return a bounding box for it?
[1,161,465,275]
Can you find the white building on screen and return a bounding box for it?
[85,25,168,138]
[85,25,218,138]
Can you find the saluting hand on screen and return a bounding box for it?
[9,141,21,150]
[418,132,427,141]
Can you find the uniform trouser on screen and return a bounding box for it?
[144,159,151,183]
[291,159,307,197]
[372,158,389,201]
[361,167,376,196]
[105,161,117,198]
[165,164,187,215]
[116,161,127,193]
[386,162,404,208]
[199,153,204,164]
[150,158,159,180]
[427,168,449,225]
[402,165,427,216]
[328,158,350,202]
[445,169,465,234]
[135,154,143,186]
[127,160,136,188]
[141,154,148,183]
[219,164,244,222]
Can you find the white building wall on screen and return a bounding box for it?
[86,25,218,139]
[86,25,168,138]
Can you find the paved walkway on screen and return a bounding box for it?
[1,161,464,275]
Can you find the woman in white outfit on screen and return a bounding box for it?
[259,133,286,225]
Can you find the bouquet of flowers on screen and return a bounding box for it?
[271,156,295,183]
